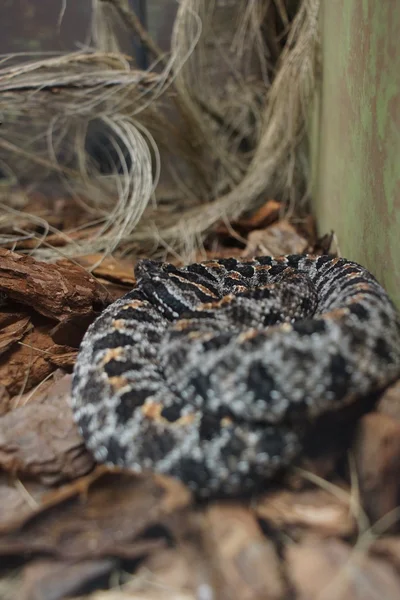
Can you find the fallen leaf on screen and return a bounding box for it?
[376,378,400,421]
[0,322,75,396]
[255,487,355,538]
[0,374,94,484]
[239,200,282,231]
[0,384,10,415]
[8,225,103,251]
[9,369,71,410]
[193,246,245,263]
[216,200,281,236]
[311,230,334,255]
[353,412,400,526]
[203,504,286,600]
[0,474,48,526]
[0,467,191,560]
[129,549,199,600]
[243,220,308,257]
[73,254,136,285]
[287,536,400,599]
[0,311,31,356]
[21,558,117,600]
[47,350,77,369]
[372,537,400,571]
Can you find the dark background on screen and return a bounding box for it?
[0,1,176,65]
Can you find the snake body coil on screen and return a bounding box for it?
[71,255,400,497]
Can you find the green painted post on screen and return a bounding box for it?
[313,0,400,308]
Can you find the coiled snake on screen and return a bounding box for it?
[71,255,400,497]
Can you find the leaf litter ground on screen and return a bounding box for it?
[0,199,400,600]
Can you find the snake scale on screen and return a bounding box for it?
[71,255,400,497]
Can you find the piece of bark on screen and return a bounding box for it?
[0,374,94,484]
[0,248,111,322]
[0,467,191,561]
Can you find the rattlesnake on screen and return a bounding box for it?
[71,255,400,497]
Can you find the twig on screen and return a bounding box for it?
[100,0,168,68]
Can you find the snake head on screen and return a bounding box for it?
[135,258,165,281]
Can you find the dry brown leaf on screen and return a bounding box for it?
[194,247,245,263]
[287,537,400,599]
[0,467,191,561]
[311,230,334,254]
[203,504,286,600]
[296,214,318,247]
[0,474,48,526]
[0,322,75,396]
[48,350,78,368]
[8,225,103,251]
[353,412,400,526]
[21,558,117,600]
[372,537,400,571]
[238,200,282,231]
[216,200,281,236]
[0,374,94,484]
[255,488,355,538]
[0,311,31,356]
[0,384,10,416]
[376,378,400,421]
[243,220,308,257]
[74,254,136,285]
[0,190,88,240]
[124,549,198,600]
[8,368,68,410]
[0,248,111,322]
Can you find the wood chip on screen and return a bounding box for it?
[0,248,111,322]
